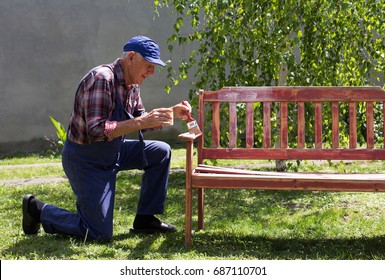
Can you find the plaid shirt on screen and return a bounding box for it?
[67,58,145,144]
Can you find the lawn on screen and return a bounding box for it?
[1,148,385,260]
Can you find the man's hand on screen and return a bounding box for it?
[142,108,174,128]
[112,103,191,139]
[172,101,192,120]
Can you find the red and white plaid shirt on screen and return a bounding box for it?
[67,58,145,144]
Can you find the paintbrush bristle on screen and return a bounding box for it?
[187,120,202,136]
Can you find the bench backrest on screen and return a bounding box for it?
[197,86,385,164]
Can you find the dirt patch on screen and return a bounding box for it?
[0,163,66,186]
[0,163,61,169]
[0,176,67,187]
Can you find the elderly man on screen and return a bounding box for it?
[22,35,191,241]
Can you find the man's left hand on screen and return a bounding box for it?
[172,101,192,120]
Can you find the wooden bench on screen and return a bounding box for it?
[178,86,385,247]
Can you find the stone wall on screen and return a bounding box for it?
[0,0,189,155]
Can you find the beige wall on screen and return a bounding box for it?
[0,0,190,154]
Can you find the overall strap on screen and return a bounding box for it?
[112,71,148,168]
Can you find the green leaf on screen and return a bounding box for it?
[49,116,67,142]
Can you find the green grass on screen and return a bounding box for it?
[0,154,61,166]
[1,148,385,259]
[0,165,64,180]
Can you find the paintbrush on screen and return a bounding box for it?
[182,101,202,136]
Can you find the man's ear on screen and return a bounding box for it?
[125,51,136,65]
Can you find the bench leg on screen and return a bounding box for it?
[184,140,193,247]
[198,188,204,230]
[185,183,193,247]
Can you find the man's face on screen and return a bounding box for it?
[125,52,155,85]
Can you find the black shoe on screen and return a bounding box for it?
[130,216,177,234]
[22,194,41,235]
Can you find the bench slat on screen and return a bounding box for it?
[191,172,385,192]
[297,102,305,148]
[349,102,357,148]
[196,164,385,179]
[367,102,374,149]
[204,86,385,102]
[211,101,220,148]
[383,103,385,148]
[332,102,339,148]
[246,102,254,148]
[280,102,288,148]
[263,102,271,148]
[229,102,237,148]
[201,147,385,160]
[315,102,323,148]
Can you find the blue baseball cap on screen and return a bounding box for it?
[123,36,166,67]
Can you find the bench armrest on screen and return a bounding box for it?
[178,132,201,141]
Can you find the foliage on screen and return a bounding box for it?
[46,116,67,155]
[153,0,385,147]
[49,116,67,146]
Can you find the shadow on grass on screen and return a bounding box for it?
[111,231,385,260]
[190,233,385,259]
[4,231,385,260]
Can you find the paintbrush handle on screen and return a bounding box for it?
[186,113,194,122]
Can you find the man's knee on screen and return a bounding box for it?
[88,228,113,242]
[148,141,171,159]
[159,141,171,157]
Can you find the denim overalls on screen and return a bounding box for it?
[40,68,171,241]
